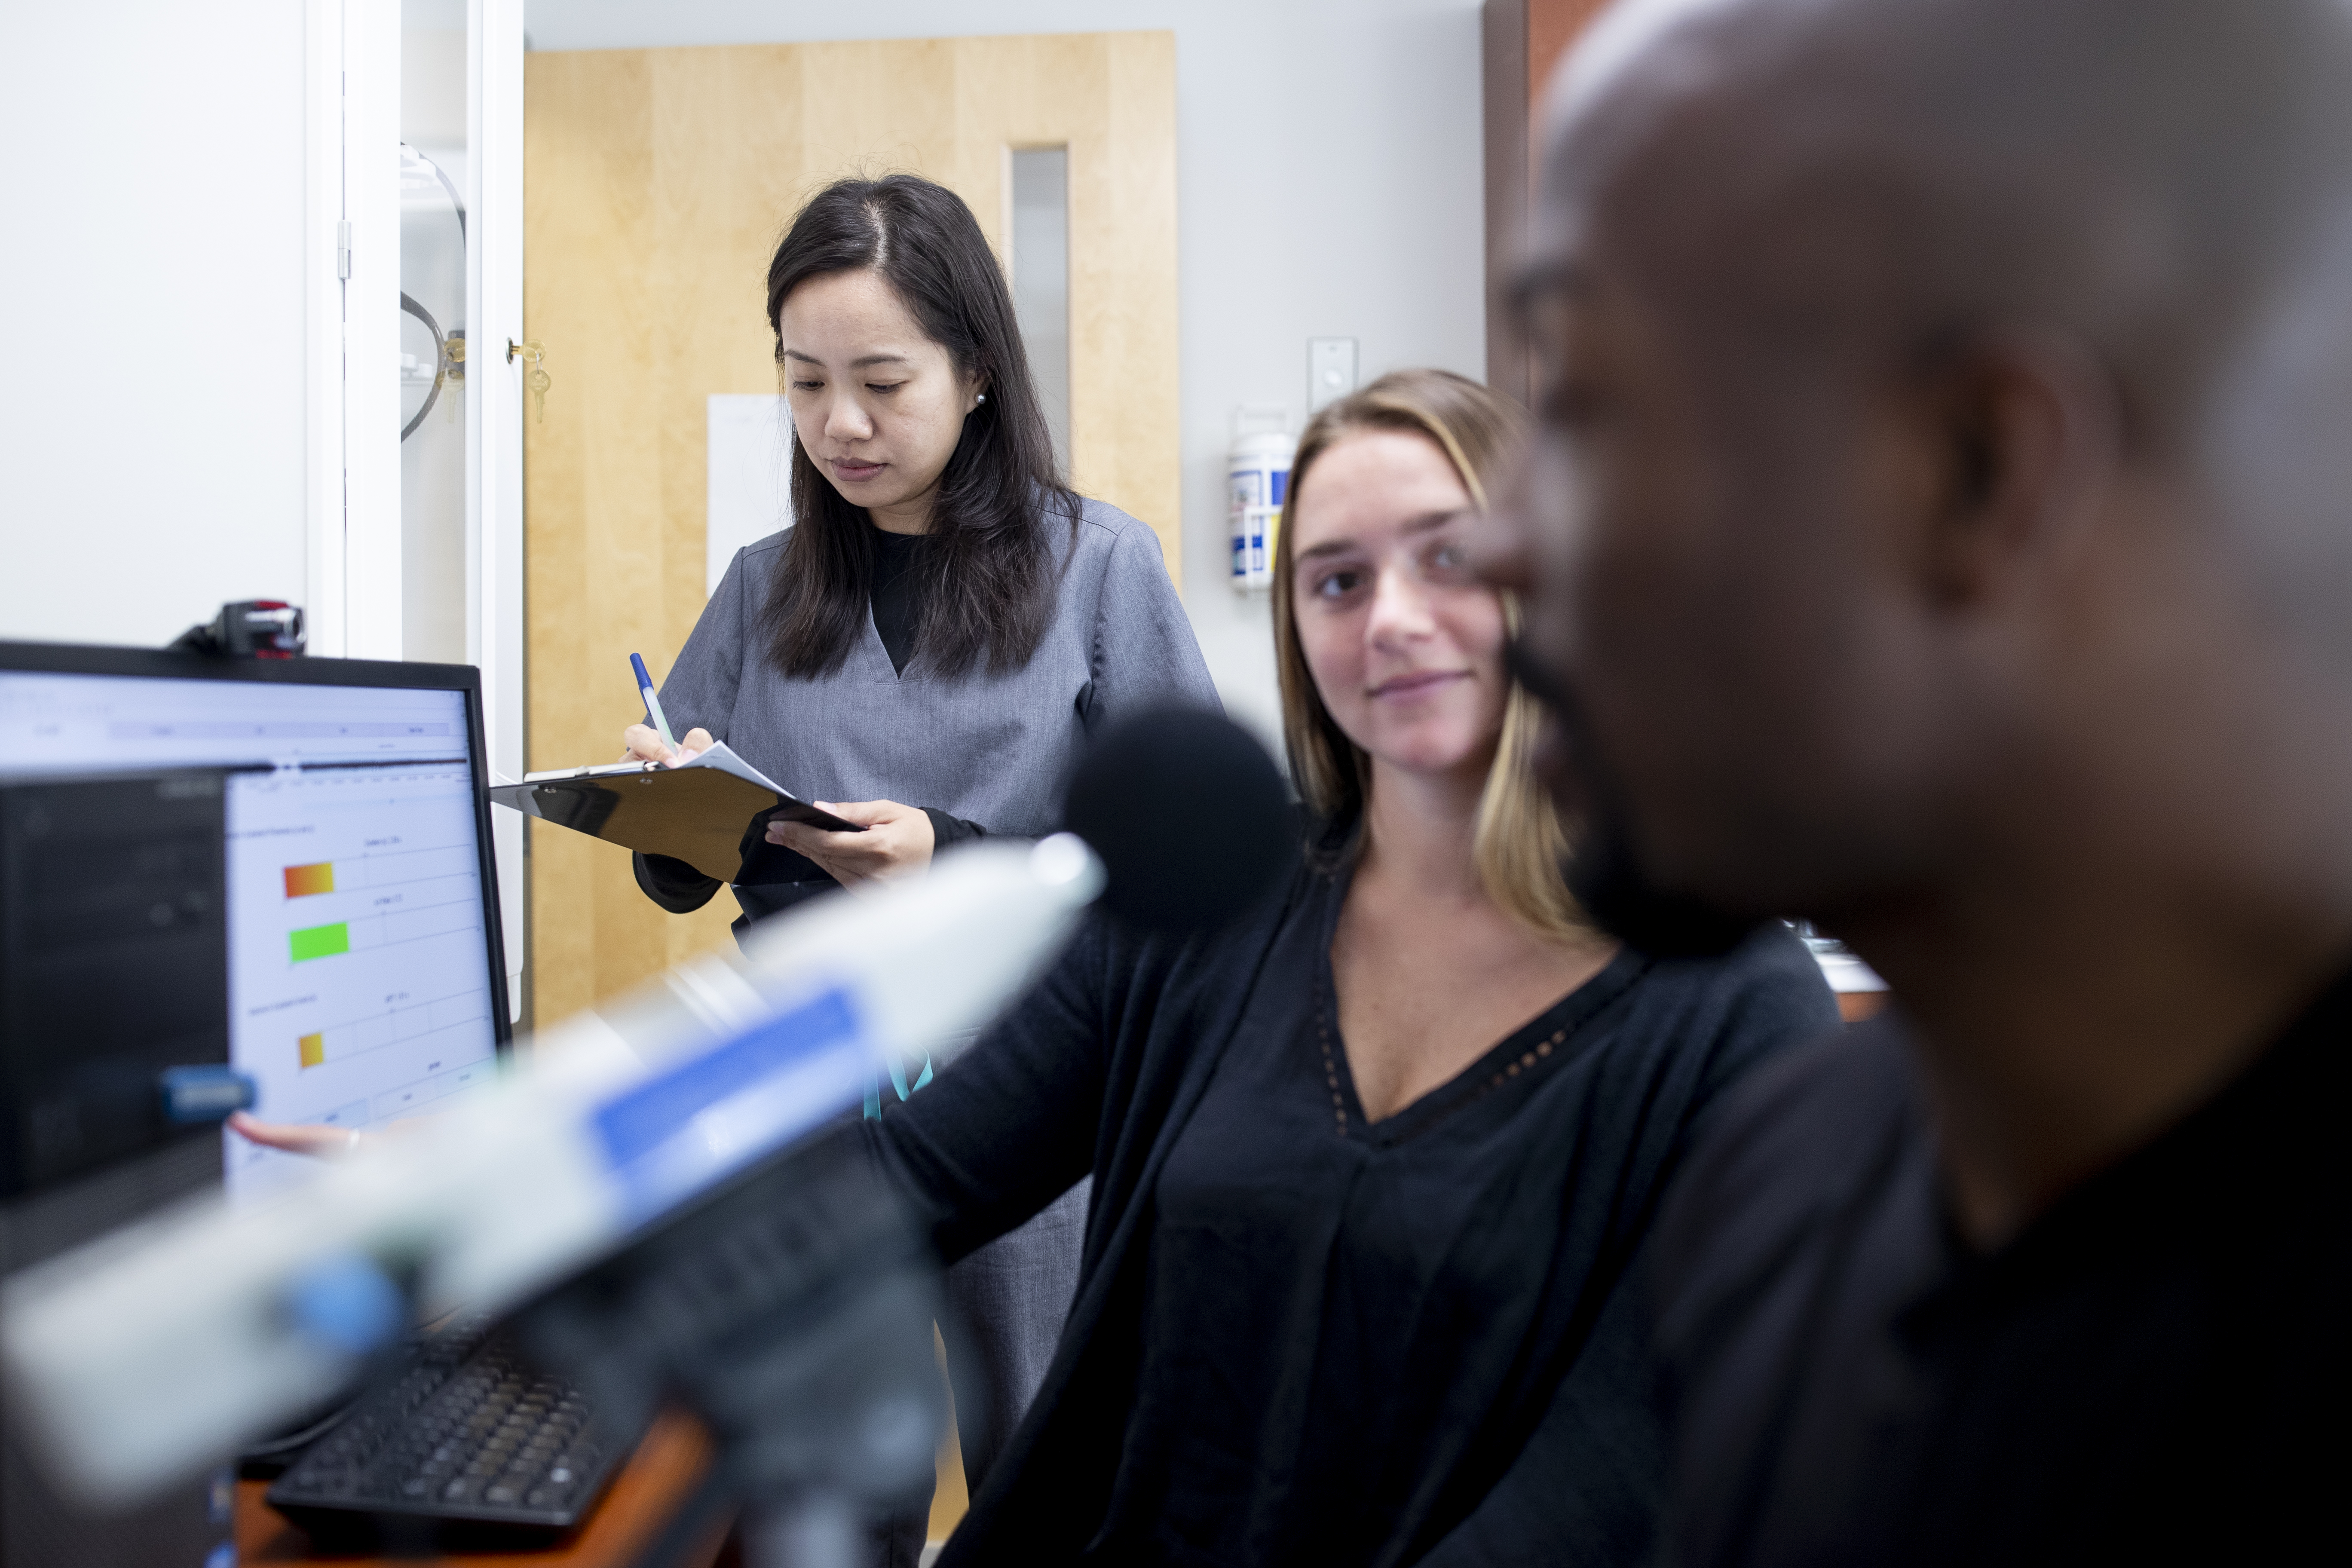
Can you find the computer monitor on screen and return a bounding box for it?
[0,643,512,1197]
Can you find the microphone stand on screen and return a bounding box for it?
[515,1131,950,1568]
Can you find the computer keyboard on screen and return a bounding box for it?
[266,1312,648,1534]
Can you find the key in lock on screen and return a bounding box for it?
[507,339,551,423]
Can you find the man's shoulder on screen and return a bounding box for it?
[1652,1016,1921,1329]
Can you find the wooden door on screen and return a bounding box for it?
[521,34,1178,1026]
[1482,0,1611,403]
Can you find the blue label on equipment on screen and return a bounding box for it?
[1270,469,1288,506]
[590,988,869,1223]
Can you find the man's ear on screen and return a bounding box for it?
[1914,329,2122,608]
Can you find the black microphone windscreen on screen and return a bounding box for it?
[1060,707,1292,934]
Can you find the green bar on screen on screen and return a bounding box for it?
[289,922,351,963]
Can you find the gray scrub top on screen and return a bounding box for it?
[656,497,1220,843]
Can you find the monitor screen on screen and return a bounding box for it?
[0,647,511,1197]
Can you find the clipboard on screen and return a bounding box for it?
[489,741,863,885]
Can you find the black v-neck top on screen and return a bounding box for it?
[859,848,1838,1566]
[1077,864,1744,1565]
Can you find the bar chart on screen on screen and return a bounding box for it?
[223,761,500,1194]
[279,838,485,965]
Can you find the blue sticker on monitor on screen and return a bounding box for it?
[590,988,869,1223]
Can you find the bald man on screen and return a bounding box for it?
[1480,0,2352,1561]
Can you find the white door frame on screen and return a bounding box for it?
[471,0,528,1013]
[304,0,401,662]
[306,0,527,1015]
[302,0,349,659]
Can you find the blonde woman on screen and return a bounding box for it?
[858,369,1839,1565]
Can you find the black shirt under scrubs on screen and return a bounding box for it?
[1651,974,2352,1567]
[866,523,924,675]
[854,850,1840,1566]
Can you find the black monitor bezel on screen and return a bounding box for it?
[0,640,514,1052]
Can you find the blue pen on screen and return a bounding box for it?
[630,652,678,753]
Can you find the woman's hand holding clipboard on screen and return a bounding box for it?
[493,737,864,885]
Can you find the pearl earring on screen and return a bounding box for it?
[976,393,987,405]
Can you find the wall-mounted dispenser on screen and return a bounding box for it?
[1229,406,1295,593]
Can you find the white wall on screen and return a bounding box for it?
[0,1,312,649]
[524,0,1488,751]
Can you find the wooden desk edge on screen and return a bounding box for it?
[237,1408,729,1568]
[1839,989,1890,1023]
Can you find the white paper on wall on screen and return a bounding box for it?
[707,394,795,597]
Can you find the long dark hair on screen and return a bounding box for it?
[761,175,1075,678]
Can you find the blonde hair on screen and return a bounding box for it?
[1271,368,1587,944]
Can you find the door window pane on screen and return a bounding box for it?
[1009,147,1070,478]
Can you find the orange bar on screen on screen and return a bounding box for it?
[283,862,336,898]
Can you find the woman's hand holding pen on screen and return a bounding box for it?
[769,799,935,887]
[621,723,714,765]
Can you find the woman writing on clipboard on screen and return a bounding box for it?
[628,174,1217,1557]
[628,174,1215,919]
